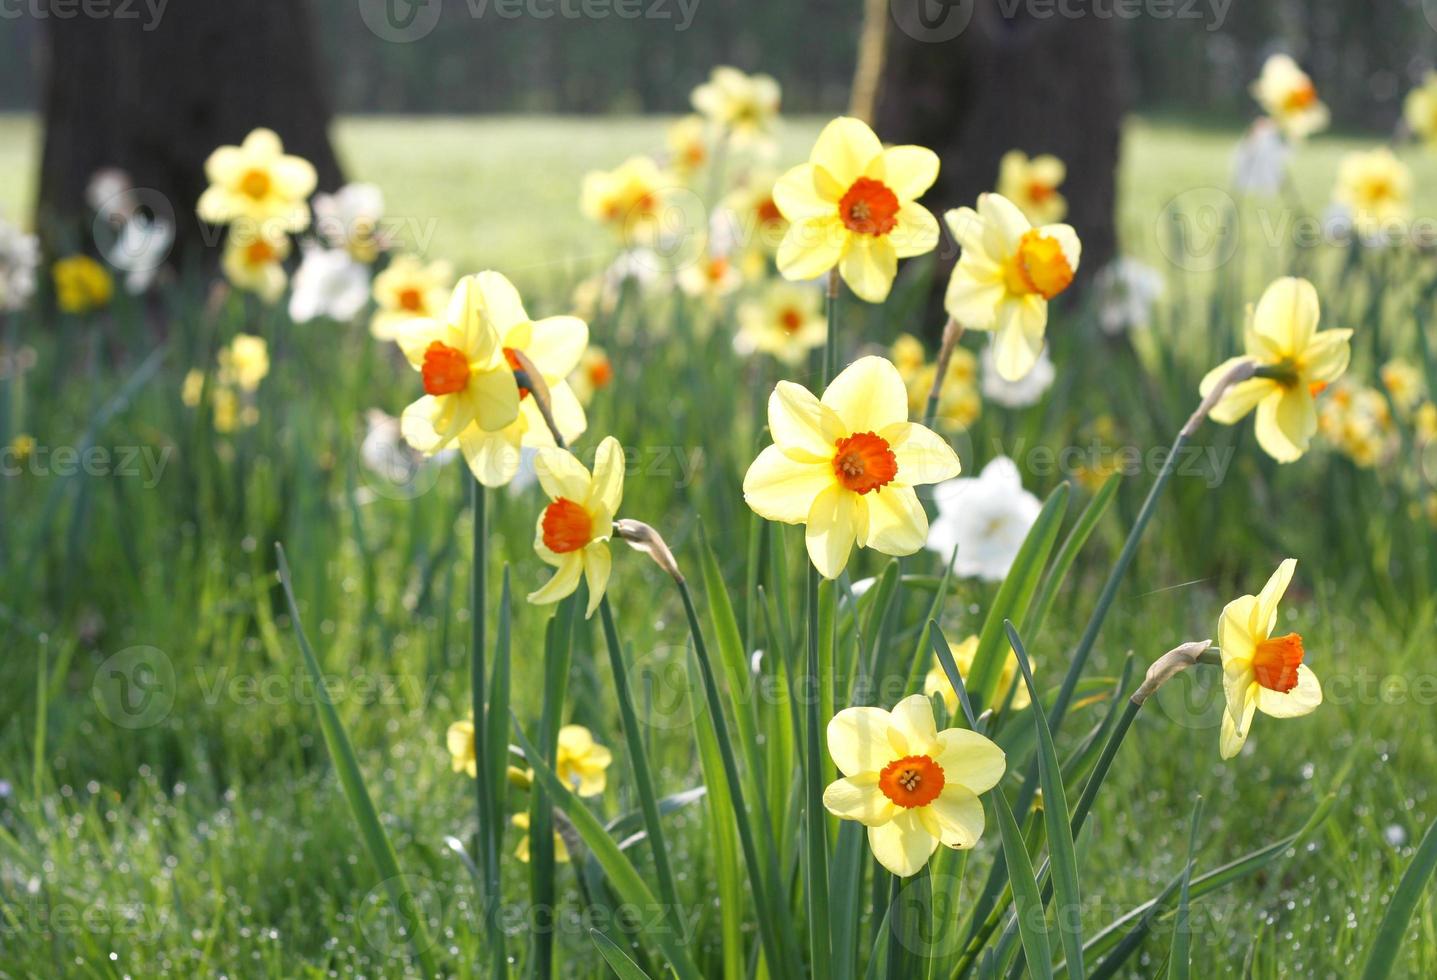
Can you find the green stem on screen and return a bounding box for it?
[470,479,505,977]
[805,565,833,977]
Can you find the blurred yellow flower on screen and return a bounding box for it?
[666,115,709,177]
[370,255,453,341]
[1333,147,1412,237]
[52,255,113,313]
[393,272,523,472]
[528,436,624,617]
[401,273,587,487]
[735,281,826,365]
[1200,277,1352,463]
[724,173,788,257]
[556,724,613,796]
[943,193,1081,381]
[773,117,939,303]
[512,811,570,864]
[197,128,316,232]
[923,635,1030,715]
[1403,71,1437,147]
[743,356,960,579]
[677,250,742,302]
[218,334,269,393]
[1218,559,1322,759]
[890,334,927,380]
[905,349,980,431]
[9,432,35,463]
[569,347,614,406]
[823,693,1005,877]
[1416,402,1437,443]
[221,230,290,304]
[581,156,674,246]
[690,66,781,146]
[446,719,477,777]
[1251,54,1329,140]
[996,150,1067,225]
[1318,381,1395,468]
[1380,358,1424,413]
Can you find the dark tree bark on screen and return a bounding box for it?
[857,0,1125,298]
[35,0,343,260]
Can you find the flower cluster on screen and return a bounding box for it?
[182,334,270,433]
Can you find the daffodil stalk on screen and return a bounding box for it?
[922,316,964,430]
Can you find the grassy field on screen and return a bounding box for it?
[2,112,1436,977]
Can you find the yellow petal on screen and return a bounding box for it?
[1219,695,1257,760]
[1256,664,1322,718]
[821,355,909,435]
[1253,387,1315,462]
[806,484,859,579]
[270,156,318,200]
[992,300,1047,381]
[1251,276,1319,357]
[394,316,448,368]
[535,446,592,501]
[1218,594,1260,670]
[468,367,522,432]
[944,258,1006,330]
[777,216,847,281]
[827,705,895,776]
[977,193,1033,256]
[943,206,989,257]
[934,729,1006,794]
[587,436,625,516]
[891,202,940,259]
[400,396,447,454]
[582,544,610,617]
[1037,222,1082,275]
[527,553,584,607]
[823,775,898,827]
[1255,558,1297,636]
[859,485,928,556]
[839,235,898,303]
[870,145,940,201]
[881,422,962,486]
[927,785,985,849]
[1199,356,1272,425]
[769,380,842,459]
[459,423,522,487]
[811,116,883,188]
[887,693,940,756]
[867,810,939,877]
[743,445,834,523]
[523,315,589,379]
[773,162,836,220]
[1302,329,1353,385]
[473,270,530,339]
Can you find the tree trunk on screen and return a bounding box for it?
[35,0,343,261]
[857,0,1125,306]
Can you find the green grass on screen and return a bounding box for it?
[2,112,1436,977]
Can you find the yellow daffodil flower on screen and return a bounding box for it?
[512,811,570,863]
[923,635,1030,715]
[1218,559,1322,759]
[1404,72,1437,148]
[1199,277,1352,463]
[743,356,961,579]
[1333,147,1412,238]
[1251,54,1329,140]
[996,150,1068,225]
[217,334,269,392]
[773,117,939,303]
[404,273,588,487]
[890,334,927,380]
[723,172,788,257]
[370,255,453,341]
[556,724,613,796]
[446,719,478,777]
[221,229,290,304]
[943,193,1081,382]
[528,436,623,617]
[580,156,674,246]
[197,128,316,232]
[52,255,113,313]
[395,272,524,473]
[677,250,743,302]
[666,114,710,177]
[735,281,826,365]
[1380,358,1424,413]
[823,693,1005,877]
[691,66,781,146]
[569,347,614,406]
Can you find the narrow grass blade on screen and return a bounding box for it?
[1167,797,1203,980]
[530,595,578,979]
[512,720,703,980]
[967,484,1069,712]
[1007,621,1083,980]
[929,621,978,730]
[804,566,833,978]
[591,928,657,979]
[1028,472,1120,638]
[1359,810,1437,980]
[274,545,437,977]
[992,785,1053,980]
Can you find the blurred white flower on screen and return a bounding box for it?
[506,446,538,496]
[926,456,1041,581]
[86,167,137,223]
[289,245,371,323]
[0,216,39,312]
[1230,119,1290,198]
[981,343,1054,408]
[360,409,455,484]
[313,183,389,262]
[1095,258,1165,335]
[110,214,174,294]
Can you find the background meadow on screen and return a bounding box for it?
[5,22,1437,980]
